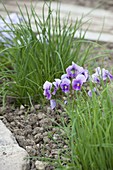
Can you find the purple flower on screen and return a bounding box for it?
[102,68,113,81]
[50,99,56,109]
[72,74,86,91]
[91,73,100,83]
[60,78,71,93]
[80,69,89,80]
[92,67,113,83]
[66,62,83,78]
[43,81,52,100]
[52,79,61,95]
[61,74,69,80]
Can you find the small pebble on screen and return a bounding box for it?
[35,160,48,170]
[34,104,41,110]
[20,105,25,110]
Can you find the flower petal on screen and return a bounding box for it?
[50,99,56,109]
[52,79,61,95]
[43,81,52,90]
[60,78,71,93]
[76,74,86,83]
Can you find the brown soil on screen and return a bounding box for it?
[0,104,67,169]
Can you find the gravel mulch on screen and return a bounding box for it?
[0,103,67,170]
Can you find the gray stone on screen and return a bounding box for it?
[0,120,30,170]
[35,160,48,170]
[0,120,17,146]
[34,104,41,110]
[37,112,46,120]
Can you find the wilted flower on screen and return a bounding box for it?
[50,99,56,110]
[72,74,86,91]
[43,81,52,100]
[60,78,71,93]
[52,78,61,95]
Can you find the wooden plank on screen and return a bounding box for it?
[2,1,113,23]
[28,22,113,43]
[0,3,112,33]
[0,1,112,25]
[0,1,113,42]
[6,1,113,20]
[75,30,113,43]
[1,1,113,21]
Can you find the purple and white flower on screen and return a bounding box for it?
[61,74,69,80]
[52,78,61,95]
[66,61,89,81]
[72,74,86,91]
[60,78,71,93]
[91,73,100,83]
[80,69,89,80]
[102,68,113,81]
[43,81,52,100]
[91,67,113,83]
[66,62,83,78]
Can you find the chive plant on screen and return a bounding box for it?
[0,2,103,104]
[55,83,113,170]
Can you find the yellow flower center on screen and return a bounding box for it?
[71,69,75,74]
[64,85,68,89]
[77,83,80,87]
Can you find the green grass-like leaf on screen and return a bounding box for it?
[57,85,113,169]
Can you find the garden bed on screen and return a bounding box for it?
[0,0,113,170]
